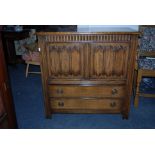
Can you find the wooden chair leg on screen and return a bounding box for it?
[134,70,142,108]
[133,69,138,97]
[26,63,29,78]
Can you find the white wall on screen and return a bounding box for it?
[77,25,139,32]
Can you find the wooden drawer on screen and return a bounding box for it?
[50,98,122,111]
[49,85,125,98]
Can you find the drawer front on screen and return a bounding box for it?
[49,85,125,98]
[50,98,122,111]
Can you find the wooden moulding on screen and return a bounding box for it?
[48,79,126,85]
[37,32,139,43]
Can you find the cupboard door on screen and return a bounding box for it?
[46,43,85,79]
[89,43,130,79]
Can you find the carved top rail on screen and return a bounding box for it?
[37,32,139,43]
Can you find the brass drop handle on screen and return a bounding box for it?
[110,102,116,107]
[58,101,64,107]
[56,88,63,94]
[112,88,118,95]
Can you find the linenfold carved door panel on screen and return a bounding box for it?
[89,43,129,79]
[46,43,85,79]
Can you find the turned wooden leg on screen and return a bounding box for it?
[26,63,29,78]
[134,70,142,108]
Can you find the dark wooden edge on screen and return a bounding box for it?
[0,32,17,128]
[51,109,121,114]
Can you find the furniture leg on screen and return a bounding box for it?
[26,63,29,78]
[134,70,142,107]
[133,69,138,97]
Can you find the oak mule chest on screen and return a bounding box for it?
[37,32,139,119]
